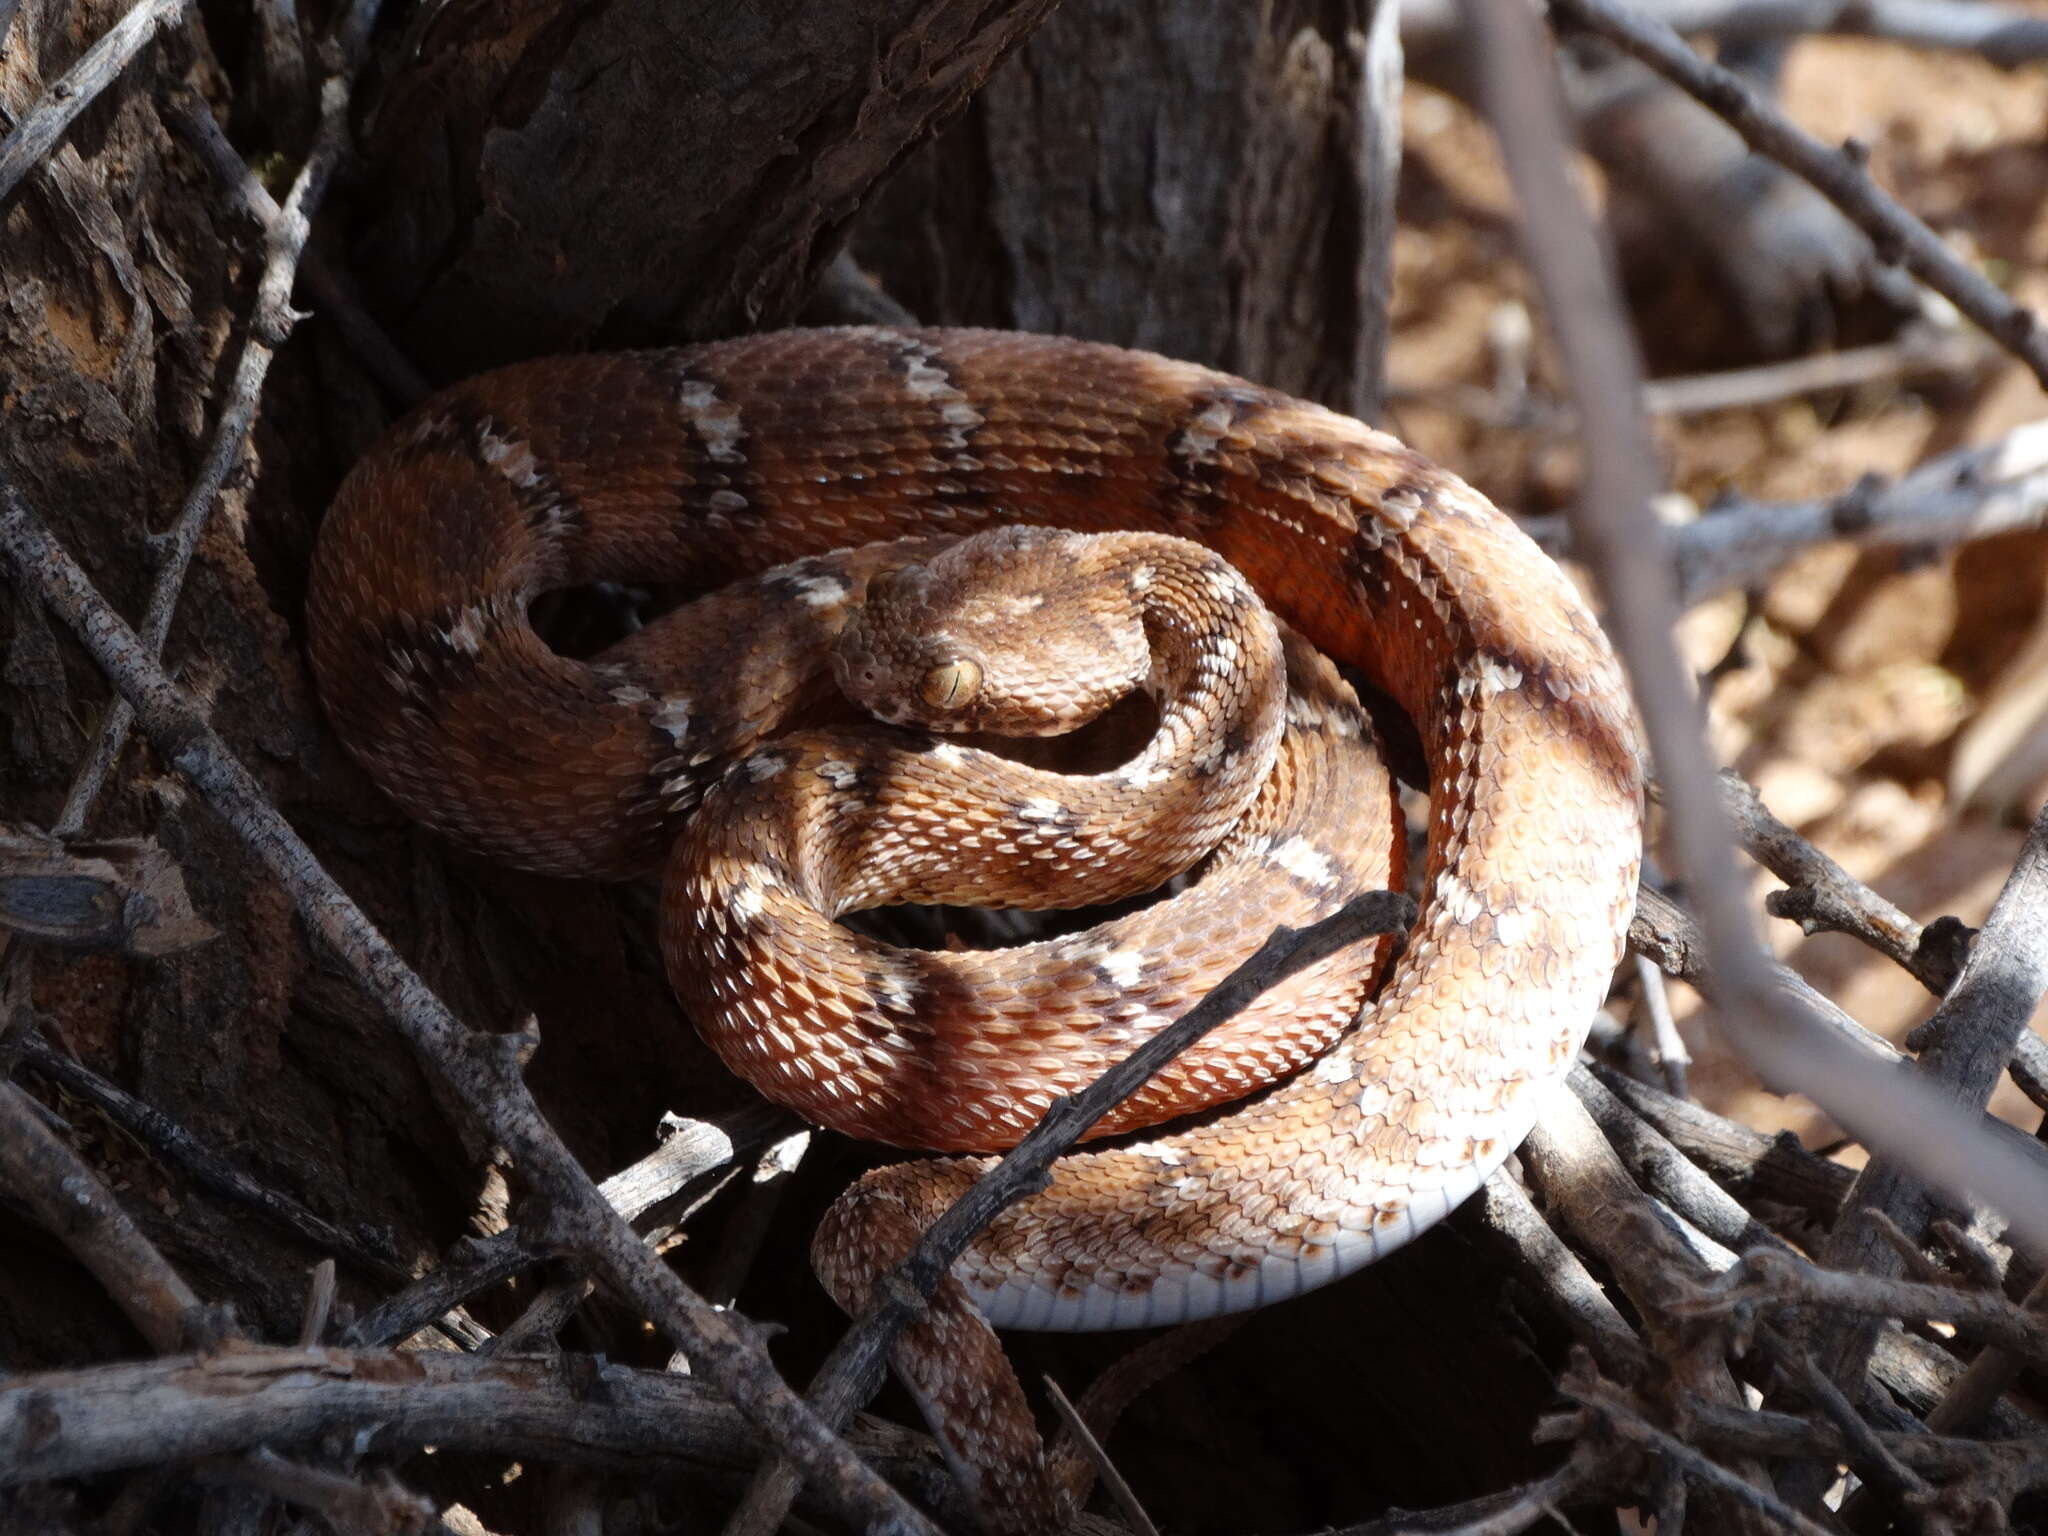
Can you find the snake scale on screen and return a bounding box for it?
[307,326,1644,1529]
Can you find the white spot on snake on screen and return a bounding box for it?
[744,754,786,782]
[1098,949,1145,988]
[1002,593,1046,615]
[1313,1050,1358,1086]
[1380,486,1426,528]
[444,605,488,657]
[1173,399,1237,461]
[928,742,967,767]
[1268,835,1335,888]
[1016,798,1064,823]
[873,958,921,1012]
[1129,564,1157,593]
[609,683,651,706]
[792,574,849,608]
[653,695,692,744]
[1494,906,1529,948]
[730,881,768,922]
[477,429,544,489]
[678,377,744,463]
[1201,567,1247,606]
[901,354,952,400]
[1475,655,1524,696]
[818,759,861,790]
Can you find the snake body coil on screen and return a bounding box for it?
[308,327,1644,1526]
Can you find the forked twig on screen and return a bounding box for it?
[1544,0,2048,389]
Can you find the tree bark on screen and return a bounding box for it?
[352,0,1061,380]
[852,0,1404,418]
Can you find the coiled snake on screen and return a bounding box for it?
[307,327,1643,1529]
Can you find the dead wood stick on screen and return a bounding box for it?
[1685,1246,2048,1364]
[1472,1168,1643,1379]
[190,1448,433,1536]
[0,0,192,206]
[163,97,433,409]
[15,1028,406,1281]
[1721,771,1973,1000]
[1543,0,2048,389]
[724,890,1417,1536]
[1923,1268,2048,1436]
[0,1342,927,1493]
[0,824,211,956]
[0,484,937,1534]
[1569,1065,1786,1260]
[1570,1378,1841,1536]
[339,1103,786,1350]
[1525,418,2048,606]
[1590,1065,1852,1228]
[53,0,380,837]
[0,1078,202,1354]
[1636,1386,2048,1484]
[1814,801,2048,1398]
[1403,0,2048,68]
[1516,1089,1778,1532]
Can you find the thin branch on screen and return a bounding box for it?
[1630,952,1689,1099]
[1471,1168,1643,1378]
[1402,0,2048,69]
[55,2,378,837]
[1815,800,2048,1391]
[163,98,432,409]
[17,1028,408,1282]
[1521,415,2048,608]
[0,0,193,207]
[1923,1267,2048,1435]
[0,1078,201,1354]
[1544,0,2048,389]
[339,1103,785,1350]
[1684,1247,2048,1366]
[1722,773,1967,996]
[0,481,938,1535]
[1041,1376,1160,1536]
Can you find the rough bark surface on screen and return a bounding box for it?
[353,0,1061,381]
[852,0,1402,418]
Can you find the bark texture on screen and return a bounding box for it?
[853,0,1403,418]
[353,0,1061,380]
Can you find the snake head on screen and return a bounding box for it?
[831,527,1150,737]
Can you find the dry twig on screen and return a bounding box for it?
[1544,0,2048,389]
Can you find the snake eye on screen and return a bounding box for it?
[919,658,983,710]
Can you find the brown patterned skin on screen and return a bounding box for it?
[662,527,1404,1150]
[307,327,1644,1531]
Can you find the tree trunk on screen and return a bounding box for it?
[853,0,1404,419]
[352,0,1060,379]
